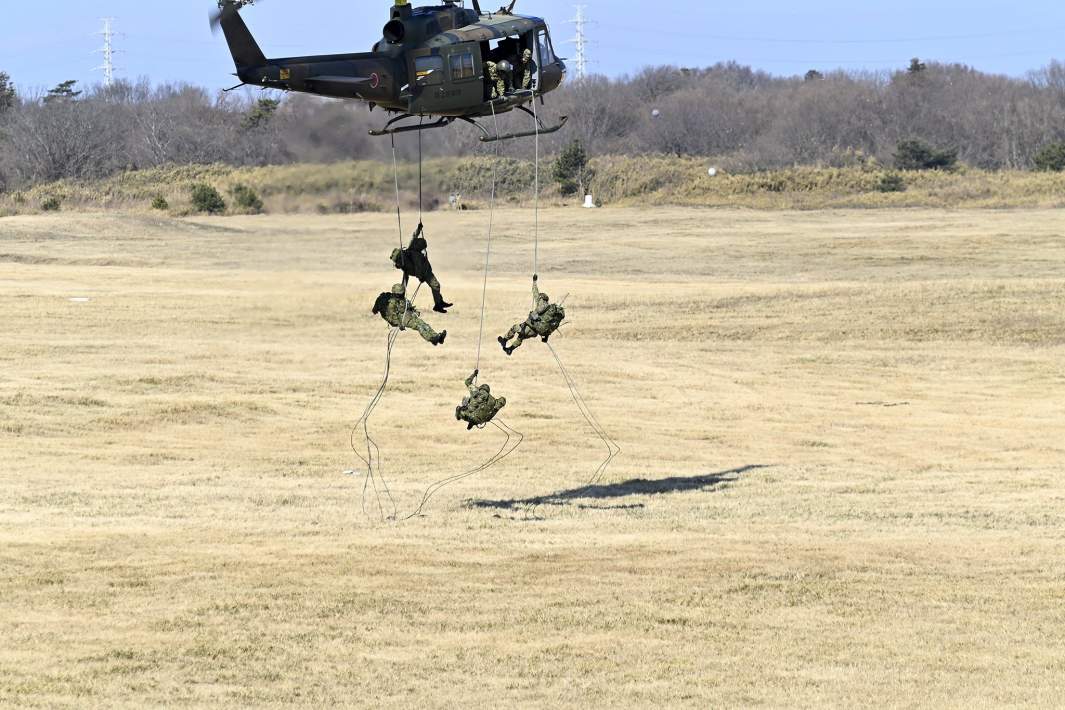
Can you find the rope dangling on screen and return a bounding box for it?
[526,101,621,486]
[532,94,540,284]
[404,103,523,519]
[474,101,502,375]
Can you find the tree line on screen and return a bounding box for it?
[4,57,1065,191]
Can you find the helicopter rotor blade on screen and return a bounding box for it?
[209,0,261,35]
[471,0,482,15]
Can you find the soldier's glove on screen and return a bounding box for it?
[473,369,479,377]
[532,274,538,283]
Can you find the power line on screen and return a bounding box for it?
[94,17,122,87]
[566,4,589,82]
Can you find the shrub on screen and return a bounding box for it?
[189,183,226,214]
[151,194,169,211]
[894,140,958,171]
[553,139,594,196]
[1033,142,1065,172]
[230,183,263,213]
[875,174,907,193]
[40,196,61,211]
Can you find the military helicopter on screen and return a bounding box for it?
[210,0,568,141]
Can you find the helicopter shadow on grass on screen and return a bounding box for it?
[465,464,770,514]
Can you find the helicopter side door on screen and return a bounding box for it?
[409,43,483,116]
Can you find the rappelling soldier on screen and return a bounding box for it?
[485,60,505,99]
[498,275,565,355]
[372,283,447,346]
[455,369,507,430]
[390,222,453,314]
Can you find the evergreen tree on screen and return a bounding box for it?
[0,71,15,113]
[242,98,280,131]
[553,139,592,197]
[894,139,958,171]
[1033,142,1065,172]
[44,80,81,103]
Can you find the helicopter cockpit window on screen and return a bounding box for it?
[414,55,445,86]
[450,52,476,81]
[537,30,556,65]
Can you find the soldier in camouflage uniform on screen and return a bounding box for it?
[372,284,447,346]
[519,48,535,90]
[497,275,565,355]
[485,61,505,99]
[455,369,507,430]
[390,222,452,313]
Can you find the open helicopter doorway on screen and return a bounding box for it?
[481,31,541,99]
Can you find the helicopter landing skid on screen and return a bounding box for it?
[368,115,454,137]
[462,110,569,143]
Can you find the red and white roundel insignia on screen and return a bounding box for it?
[370,73,380,89]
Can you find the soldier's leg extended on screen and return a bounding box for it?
[512,323,537,349]
[498,322,522,351]
[404,313,441,345]
[427,274,451,312]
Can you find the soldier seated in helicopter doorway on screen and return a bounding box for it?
[498,275,566,355]
[455,370,507,430]
[390,222,453,313]
[372,283,447,346]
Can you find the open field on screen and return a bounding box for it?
[2,206,1065,707]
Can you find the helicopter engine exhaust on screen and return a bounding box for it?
[383,19,406,44]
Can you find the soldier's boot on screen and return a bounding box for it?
[467,421,475,430]
[432,288,452,314]
[433,330,447,346]
[455,406,463,421]
[498,335,509,352]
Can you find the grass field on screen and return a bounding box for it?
[2,206,1064,707]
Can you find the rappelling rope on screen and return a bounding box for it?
[474,102,502,374]
[532,96,540,283]
[526,100,620,486]
[401,418,524,520]
[350,128,430,521]
[350,327,401,520]
[547,342,621,485]
[396,103,523,518]
[390,133,404,249]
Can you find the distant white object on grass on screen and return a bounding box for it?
[708,167,719,177]
[651,109,661,119]
[583,195,596,209]
[69,297,91,303]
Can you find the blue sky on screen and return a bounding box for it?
[1,1,1062,92]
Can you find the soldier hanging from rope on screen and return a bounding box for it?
[372,283,447,346]
[455,370,507,430]
[390,222,453,314]
[498,275,565,355]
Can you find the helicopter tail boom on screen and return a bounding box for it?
[218,3,267,70]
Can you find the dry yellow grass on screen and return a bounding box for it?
[2,207,1065,707]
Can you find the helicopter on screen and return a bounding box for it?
[211,0,568,141]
